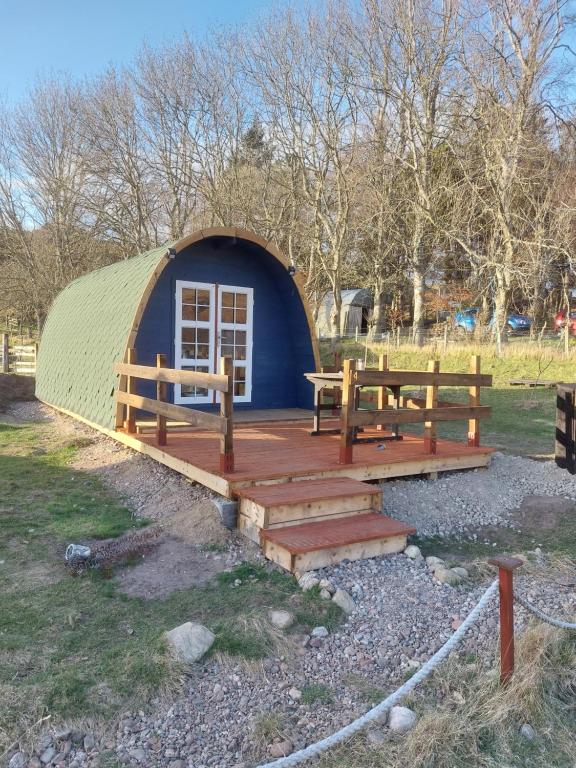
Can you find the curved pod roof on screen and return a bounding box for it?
[36,227,320,429]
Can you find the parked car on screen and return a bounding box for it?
[454,307,532,334]
[554,309,576,335]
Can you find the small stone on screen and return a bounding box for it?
[388,705,417,734]
[288,687,302,701]
[311,626,329,638]
[40,746,56,765]
[404,545,421,559]
[268,610,295,630]
[332,588,355,614]
[319,588,332,600]
[163,621,215,663]
[128,747,147,763]
[426,556,445,571]
[83,733,96,751]
[8,753,26,768]
[434,567,461,585]
[53,729,71,742]
[451,616,463,630]
[298,573,320,591]
[366,726,387,745]
[268,740,293,758]
[451,567,469,578]
[319,578,335,594]
[520,723,536,741]
[28,758,42,768]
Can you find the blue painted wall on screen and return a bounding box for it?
[134,237,316,410]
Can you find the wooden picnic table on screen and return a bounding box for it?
[304,371,403,441]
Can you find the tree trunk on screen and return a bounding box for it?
[329,288,342,349]
[493,270,508,356]
[412,265,426,346]
[371,280,387,337]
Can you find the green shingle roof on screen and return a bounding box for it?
[36,244,169,429]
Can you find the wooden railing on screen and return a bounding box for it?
[114,349,235,472]
[1,333,37,375]
[339,355,492,464]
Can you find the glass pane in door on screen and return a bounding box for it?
[218,285,253,403]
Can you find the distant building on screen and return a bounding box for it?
[316,288,373,338]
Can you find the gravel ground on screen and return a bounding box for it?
[4,403,576,768]
[381,451,576,537]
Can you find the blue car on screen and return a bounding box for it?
[454,308,532,334]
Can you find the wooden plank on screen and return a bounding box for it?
[424,359,439,454]
[124,348,137,434]
[156,354,168,446]
[236,476,380,505]
[355,370,493,388]
[339,359,356,464]
[114,362,229,392]
[116,391,226,433]
[468,355,481,447]
[293,534,408,573]
[219,356,234,472]
[350,405,491,427]
[261,512,415,554]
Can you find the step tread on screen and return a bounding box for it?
[236,477,380,507]
[261,512,415,554]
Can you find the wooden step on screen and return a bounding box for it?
[236,477,381,532]
[260,512,415,572]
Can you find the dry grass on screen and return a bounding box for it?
[320,624,576,768]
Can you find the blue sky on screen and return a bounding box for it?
[1,0,289,103]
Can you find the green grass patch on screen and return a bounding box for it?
[0,420,343,751]
[301,683,334,705]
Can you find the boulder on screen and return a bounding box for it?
[434,567,462,585]
[332,588,355,614]
[388,705,417,734]
[268,610,295,630]
[404,545,421,559]
[164,621,215,663]
[269,740,293,758]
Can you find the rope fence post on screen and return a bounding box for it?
[488,555,523,684]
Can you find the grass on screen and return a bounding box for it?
[0,420,342,753]
[301,683,334,705]
[321,340,569,457]
[320,624,576,768]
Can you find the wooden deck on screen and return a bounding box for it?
[125,419,493,497]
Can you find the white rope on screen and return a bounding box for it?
[515,592,576,630]
[257,580,499,768]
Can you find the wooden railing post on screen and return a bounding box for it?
[219,356,234,472]
[488,556,523,684]
[424,359,439,453]
[1,333,9,373]
[468,354,481,447]
[124,348,137,434]
[376,353,388,432]
[156,353,168,446]
[339,358,356,464]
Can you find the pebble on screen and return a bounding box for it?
[268,610,295,630]
[298,573,320,591]
[520,723,536,741]
[388,706,417,733]
[311,626,329,638]
[332,588,355,614]
[404,545,421,559]
[268,741,293,758]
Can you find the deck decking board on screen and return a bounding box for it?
[235,476,381,506]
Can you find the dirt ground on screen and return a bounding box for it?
[5,399,253,598]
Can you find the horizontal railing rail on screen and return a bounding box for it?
[114,349,235,472]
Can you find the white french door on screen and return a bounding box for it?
[175,280,253,405]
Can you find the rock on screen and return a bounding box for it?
[319,588,332,600]
[311,626,329,638]
[212,498,238,530]
[163,621,215,663]
[426,556,445,571]
[8,753,26,768]
[366,726,387,744]
[268,741,293,758]
[28,758,42,768]
[83,733,96,751]
[319,578,335,594]
[128,747,147,763]
[268,610,295,630]
[404,545,421,559]
[298,573,320,591]
[434,567,462,585]
[520,723,536,741]
[451,567,469,578]
[53,729,71,742]
[288,687,302,701]
[332,588,355,614]
[388,706,417,734]
[40,746,56,764]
